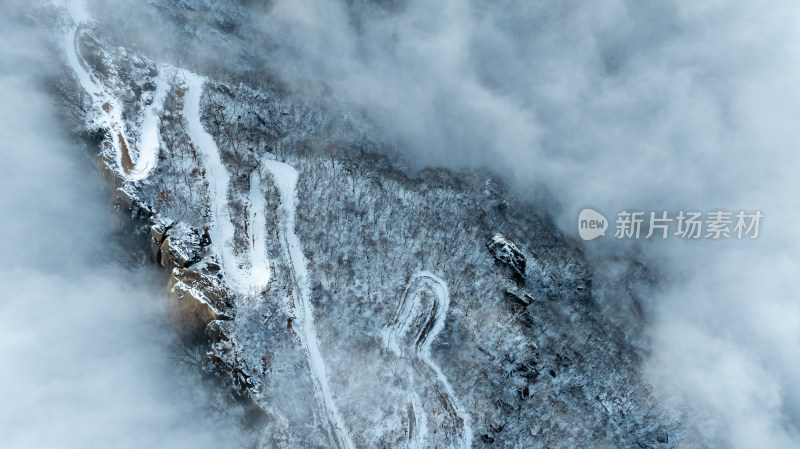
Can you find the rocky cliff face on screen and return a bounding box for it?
[44,2,681,447]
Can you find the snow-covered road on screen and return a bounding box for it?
[183,77,350,447]
[65,5,384,447]
[64,21,128,174]
[182,72,270,294]
[64,2,167,182]
[66,3,346,443]
[128,67,170,181]
[384,271,473,449]
[262,159,355,449]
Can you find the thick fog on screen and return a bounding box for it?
[0,3,252,448]
[4,0,799,447]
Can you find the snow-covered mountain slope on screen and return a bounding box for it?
[45,2,680,448]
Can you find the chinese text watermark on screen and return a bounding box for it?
[578,209,762,241]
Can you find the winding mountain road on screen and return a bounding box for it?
[384,271,473,449]
[183,72,271,294]
[65,6,169,182]
[261,159,355,449]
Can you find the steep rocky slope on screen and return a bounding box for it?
[43,2,680,447]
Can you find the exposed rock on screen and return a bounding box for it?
[148,215,173,263]
[166,266,232,337]
[487,233,527,282]
[95,150,123,189]
[149,214,173,242]
[111,186,135,211]
[656,425,669,444]
[504,287,534,306]
[159,222,203,268]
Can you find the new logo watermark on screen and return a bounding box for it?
[578,208,608,240]
[578,209,762,241]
